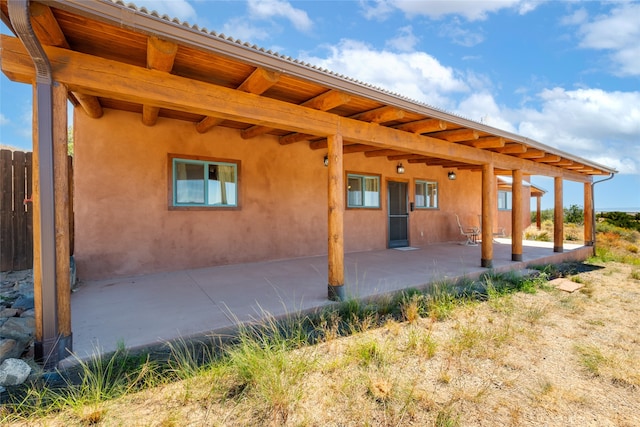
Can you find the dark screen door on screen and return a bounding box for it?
[388,181,409,248]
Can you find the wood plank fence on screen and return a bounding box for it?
[0,149,73,272]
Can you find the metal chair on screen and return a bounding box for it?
[477,215,506,241]
[455,214,479,246]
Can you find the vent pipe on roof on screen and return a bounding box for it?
[8,0,70,369]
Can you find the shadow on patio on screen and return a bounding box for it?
[66,239,592,364]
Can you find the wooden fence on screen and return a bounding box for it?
[1,149,33,271]
[0,149,74,272]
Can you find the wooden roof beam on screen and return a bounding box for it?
[343,144,379,154]
[427,128,479,142]
[30,2,104,118]
[364,149,405,157]
[406,158,431,164]
[142,36,177,126]
[302,90,351,110]
[2,35,596,181]
[197,67,281,133]
[387,153,429,161]
[517,149,546,159]
[395,118,447,134]
[246,90,351,140]
[534,155,562,163]
[495,143,527,154]
[350,106,405,123]
[469,136,505,149]
[237,67,281,93]
[282,133,315,145]
[554,160,574,167]
[73,92,103,119]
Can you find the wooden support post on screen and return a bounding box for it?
[327,133,345,300]
[584,181,594,246]
[32,86,43,347]
[536,196,542,230]
[512,169,523,261]
[554,177,564,253]
[481,163,495,268]
[53,82,72,343]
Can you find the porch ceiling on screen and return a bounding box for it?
[0,0,616,180]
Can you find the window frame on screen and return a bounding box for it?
[346,172,381,209]
[168,153,241,210]
[497,190,512,210]
[414,179,439,209]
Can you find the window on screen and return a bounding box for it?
[498,190,512,210]
[347,174,380,208]
[171,156,238,207]
[415,180,438,209]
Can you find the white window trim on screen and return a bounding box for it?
[415,180,438,209]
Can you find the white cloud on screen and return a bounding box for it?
[438,18,485,47]
[516,88,640,174]
[455,92,517,133]
[247,0,313,32]
[572,2,640,76]
[134,0,197,21]
[391,0,540,21]
[359,0,395,21]
[221,17,271,42]
[0,113,9,126]
[300,39,468,110]
[385,26,419,52]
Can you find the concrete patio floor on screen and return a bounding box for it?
[65,239,591,363]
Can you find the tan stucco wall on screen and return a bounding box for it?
[74,109,488,280]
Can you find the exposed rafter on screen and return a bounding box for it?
[1,34,597,181]
[279,91,353,144]
[534,155,562,163]
[349,106,405,124]
[427,128,479,142]
[142,36,177,126]
[30,2,103,118]
[468,136,505,149]
[517,150,546,159]
[364,149,405,157]
[394,119,447,134]
[495,144,527,154]
[197,67,281,134]
[387,153,429,161]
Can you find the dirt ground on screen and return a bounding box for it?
[5,260,640,426]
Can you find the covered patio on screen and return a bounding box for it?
[67,239,590,361]
[1,0,616,369]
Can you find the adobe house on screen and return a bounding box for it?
[0,0,616,367]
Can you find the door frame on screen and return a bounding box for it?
[387,178,410,248]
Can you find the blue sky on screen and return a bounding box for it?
[1,0,639,210]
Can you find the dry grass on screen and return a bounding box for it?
[3,233,639,426]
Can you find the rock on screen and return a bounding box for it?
[11,296,34,311]
[20,308,35,318]
[0,358,31,386]
[0,339,23,364]
[16,282,34,298]
[0,308,20,318]
[0,317,35,341]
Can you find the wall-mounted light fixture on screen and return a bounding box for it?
[324,155,329,167]
[448,171,457,180]
[397,163,405,174]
